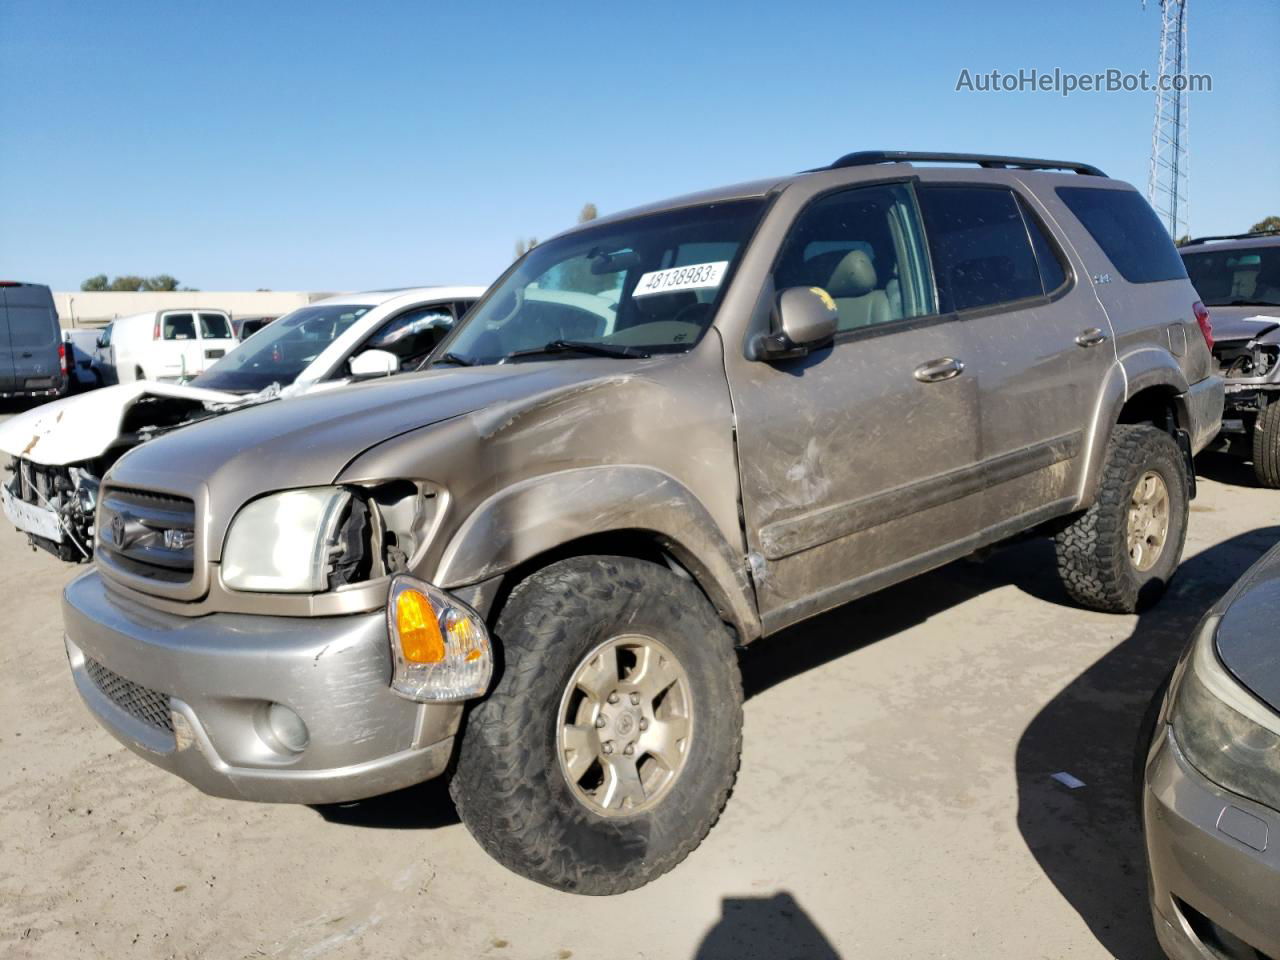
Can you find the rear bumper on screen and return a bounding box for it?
[62,569,462,804]
[1182,376,1224,455]
[1144,728,1280,959]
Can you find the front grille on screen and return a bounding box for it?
[84,657,174,734]
[98,485,196,585]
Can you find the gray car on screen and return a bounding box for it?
[1141,540,1280,960]
[0,281,66,399]
[61,151,1223,894]
[1180,232,1280,486]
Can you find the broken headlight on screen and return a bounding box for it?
[222,487,351,592]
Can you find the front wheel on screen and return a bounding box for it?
[450,556,743,894]
[1054,424,1189,613]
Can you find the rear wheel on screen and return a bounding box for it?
[1054,424,1189,613]
[1251,400,1280,488]
[450,555,743,894]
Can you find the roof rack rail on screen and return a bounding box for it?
[823,151,1107,177]
[1179,230,1280,246]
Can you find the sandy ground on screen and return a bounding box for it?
[1,404,1275,959]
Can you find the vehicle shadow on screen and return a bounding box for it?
[693,891,841,960]
[1195,450,1260,488]
[310,773,461,829]
[1013,525,1280,960]
[741,537,1072,699]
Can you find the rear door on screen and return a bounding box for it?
[915,182,1116,527]
[2,284,60,391]
[156,312,201,378]
[197,312,235,374]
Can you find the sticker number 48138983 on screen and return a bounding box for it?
[632,261,729,298]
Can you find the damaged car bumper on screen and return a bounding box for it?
[62,569,462,804]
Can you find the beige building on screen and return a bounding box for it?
[54,291,340,328]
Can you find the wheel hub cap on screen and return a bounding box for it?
[557,634,693,817]
[1127,470,1170,572]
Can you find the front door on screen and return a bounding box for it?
[727,181,983,633]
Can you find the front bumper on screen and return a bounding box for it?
[1144,728,1280,959]
[1183,375,1225,455]
[62,569,462,804]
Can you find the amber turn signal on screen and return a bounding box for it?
[395,588,446,664]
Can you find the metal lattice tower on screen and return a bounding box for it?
[1147,0,1190,239]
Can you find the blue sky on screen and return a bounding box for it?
[2,0,1276,292]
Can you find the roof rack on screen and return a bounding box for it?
[1179,230,1280,246]
[822,151,1107,177]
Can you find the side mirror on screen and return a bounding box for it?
[750,286,838,360]
[349,348,399,378]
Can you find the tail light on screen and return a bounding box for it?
[1193,301,1214,351]
[58,341,69,376]
[153,318,161,340]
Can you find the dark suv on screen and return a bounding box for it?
[1180,232,1280,485]
[62,152,1222,894]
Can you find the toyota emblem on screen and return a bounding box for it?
[110,514,126,547]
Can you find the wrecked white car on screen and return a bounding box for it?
[1,286,483,560]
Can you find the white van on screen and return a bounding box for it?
[106,309,237,382]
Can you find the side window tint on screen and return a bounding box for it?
[918,186,1043,312]
[365,306,455,370]
[1019,198,1068,294]
[199,313,233,339]
[163,313,196,340]
[773,182,935,332]
[1056,187,1187,283]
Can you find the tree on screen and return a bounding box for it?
[514,237,538,258]
[578,202,598,224]
[1251,216,1280,235]
[78,274,186,291]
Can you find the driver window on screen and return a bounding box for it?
[362,305,455,370]
[774,183,936,332]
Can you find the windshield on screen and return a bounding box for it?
[1182,244,1280,307]
[191,302,373,392]
[435,200,766,365]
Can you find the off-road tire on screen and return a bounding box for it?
[1251,401,1280,488]
[450,556,743,895]
[1054,424,1189,613]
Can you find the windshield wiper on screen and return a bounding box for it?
[432,351,475,367]
[502,340,651,362]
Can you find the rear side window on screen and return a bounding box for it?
[163,313,196,340]
[918,185,1043,312]
[1019,198,1068,294]
[199,313,232,339]
[1056,187,1187,283]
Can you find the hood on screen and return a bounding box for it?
[1206,305,1280,344]
[0,381,238,466]
[1215,545,1280,714]
[107,363,624,497]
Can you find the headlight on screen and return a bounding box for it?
[1170,615,1280,810]
[222,487,351,592]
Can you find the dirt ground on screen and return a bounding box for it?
[1,423,1275,959]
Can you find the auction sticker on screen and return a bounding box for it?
[632,261,728,297]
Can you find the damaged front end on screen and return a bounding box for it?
[0,381,260,561]
[2,458,98,561]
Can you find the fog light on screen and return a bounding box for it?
[265,702,309,753]
[387,575,493,702]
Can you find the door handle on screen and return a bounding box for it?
[20,352,33,358]
[1075,327,1108,348]
[913,357,965,383]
